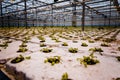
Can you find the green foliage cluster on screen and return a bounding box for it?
[38,36,45,42]
[24,36,31,40]
[11,55,31,64]
[81,42,88,47]
[25,56,31,60]
[68,47,78,53]
[103,38,116,43]
[23,38,28,43]
[89,47,103,52]
[51,36,61,42]
[101,42,110,47]
[40,43,46,47]
[6,40,12,43]
[41,48,53,53]
[0,42,8,49]
[94,36,102,41]
[61,72,69,80]
[62,42,68,46]
[81,37,87,40]
[32,30,36,35]
[19,42,27,47]
[11,55,24,64]
[17,47,28,52]
[77,53,99,67]
[44,56,61,66]
[88,40,94,43]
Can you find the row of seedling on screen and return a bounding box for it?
[17,38,29,53]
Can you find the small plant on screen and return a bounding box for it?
[25,56,31,60]
[40,43,46,47]
[116,56,120,61]
[89,47,103,55]
[94,37,102,41]
[0,42,8,49]
[81,42,88,47]
[88,40,94,43]
[19,43,27,47]
[61,72,69,80]
[32,30,36,35]
[77,53,99,67]
[101,42,110,47]
[17,47,28,52]
[62,42,68,46]
[68,47,78,53]
[41,48,53,53]
[81,37,87,40]
[55,38,61,42]
[89,47,103,52]
[38,36,45,42]
[6,40,12,43]
[51,36,61,42]
[24,36,31,40]
[11,55,24,64]
[44,56,61,66]
[22,39,28,43]
[102,38,116,43]
[51,36,56,40]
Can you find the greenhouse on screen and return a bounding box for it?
[0,0,120,80]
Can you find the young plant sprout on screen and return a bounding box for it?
[81,42,88,47]
[101,42,110,47]
[41,48,53,53]
[89,47,103,52]
[89,47,103,55]
[77,53,99,67]
[40,43,47,47]
[19,42,27,47]
[38,36,45,42]
[88,39,94,43]
[11,55,24,64]
[44,56,61,66]
[25,56,31,60]
[0,42,8,49]
[68,47,78,53]
[61,72,69,80]
[62,42,68,46]
[17,47,28,52]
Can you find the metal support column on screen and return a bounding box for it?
[81,0,85,31]
[18,17,19,28]
[0,1,3,27]
[109,0,111,27]
[8,15,10,28]
[91,10,93,27]
[33,20,34,27]
[24,0,27,28]
[72,0,77,27]
[36,8,38,27]
[51,5,53,27]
